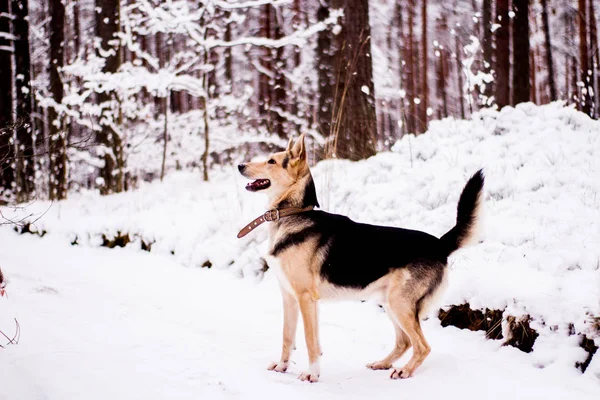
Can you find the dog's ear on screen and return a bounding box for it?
[289,134,306,162]
[286,136,294,153]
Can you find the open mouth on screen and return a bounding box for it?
[245,179,271,192]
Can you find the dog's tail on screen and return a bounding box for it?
[440,169,484,256]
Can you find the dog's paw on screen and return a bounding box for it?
[366,361,392,370]
[390,367,413,379]
[267,361,288,373]
[298,371,319,382]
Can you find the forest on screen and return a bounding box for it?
[0,0,598,204]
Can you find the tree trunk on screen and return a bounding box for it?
[49,0,67,200]
[168,38,181,114]
[530,50,537,103]
[578,0,591,115]
[565,12,571,101]
[436,17,448,118]
[139,34,149,103]
[224,19,233,92]
[436,50,448,118]
[396,2,407,136]
[161,95,168,181]
[288,0,303,124]
[419,0,428,133]
[482,0,493,102]
[571,55,578,105]
[328,0,377,160]
[69,0,83,154]
[405,0,416,133]
[456,35,466,119]
[540,0,557,102]
[536,43,544,103]
[272,10,286,138]
[74,0,81,57]
[293,0,302,67]
[201,48,210,182]
[95,0,124,194]
[11,0,33,200]
[316,3,335,138]
[258,4,272,118]
[0,0,14,198]
[589,0,599,117]
[154,32,165,114]
[565,54,570,102]
[140,34,149,69]
[495,0,510,109]
[512,0,530,105]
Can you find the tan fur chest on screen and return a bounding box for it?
[265,224,296,295]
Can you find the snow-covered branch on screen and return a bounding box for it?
[204,10,343,49]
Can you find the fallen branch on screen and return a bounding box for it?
[0,318,20,348]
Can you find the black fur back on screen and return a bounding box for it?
[272,211,447,289]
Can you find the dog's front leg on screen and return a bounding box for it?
[297,292,320,382]
[267,290,299,373]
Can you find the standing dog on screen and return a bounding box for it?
[238,134,484,382]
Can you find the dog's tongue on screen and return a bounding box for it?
[245,179,270,191]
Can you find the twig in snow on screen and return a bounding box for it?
[0,200,53,229]
[0,319,20,347]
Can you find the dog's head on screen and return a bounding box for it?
[238,134,309,199]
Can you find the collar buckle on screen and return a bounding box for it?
[264,209,280,222]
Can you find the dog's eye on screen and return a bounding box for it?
[268,159,276,165]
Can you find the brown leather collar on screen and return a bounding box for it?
[237,206,314,238]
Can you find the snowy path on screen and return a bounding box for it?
[1,230,598,400]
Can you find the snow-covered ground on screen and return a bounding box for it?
[1,230,599,399]
[1,102,600,395]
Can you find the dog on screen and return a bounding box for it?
[238,134,484,382]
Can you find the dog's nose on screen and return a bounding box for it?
[238,164,246,172]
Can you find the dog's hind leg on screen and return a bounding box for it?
[297,291,320,382]
[388,311,430,379]
[268,290,299,373]
[386,274,432,379]
[366,310,411,370]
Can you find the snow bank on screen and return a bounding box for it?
[2,102,599,375]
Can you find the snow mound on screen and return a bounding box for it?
[3,102,600,374]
